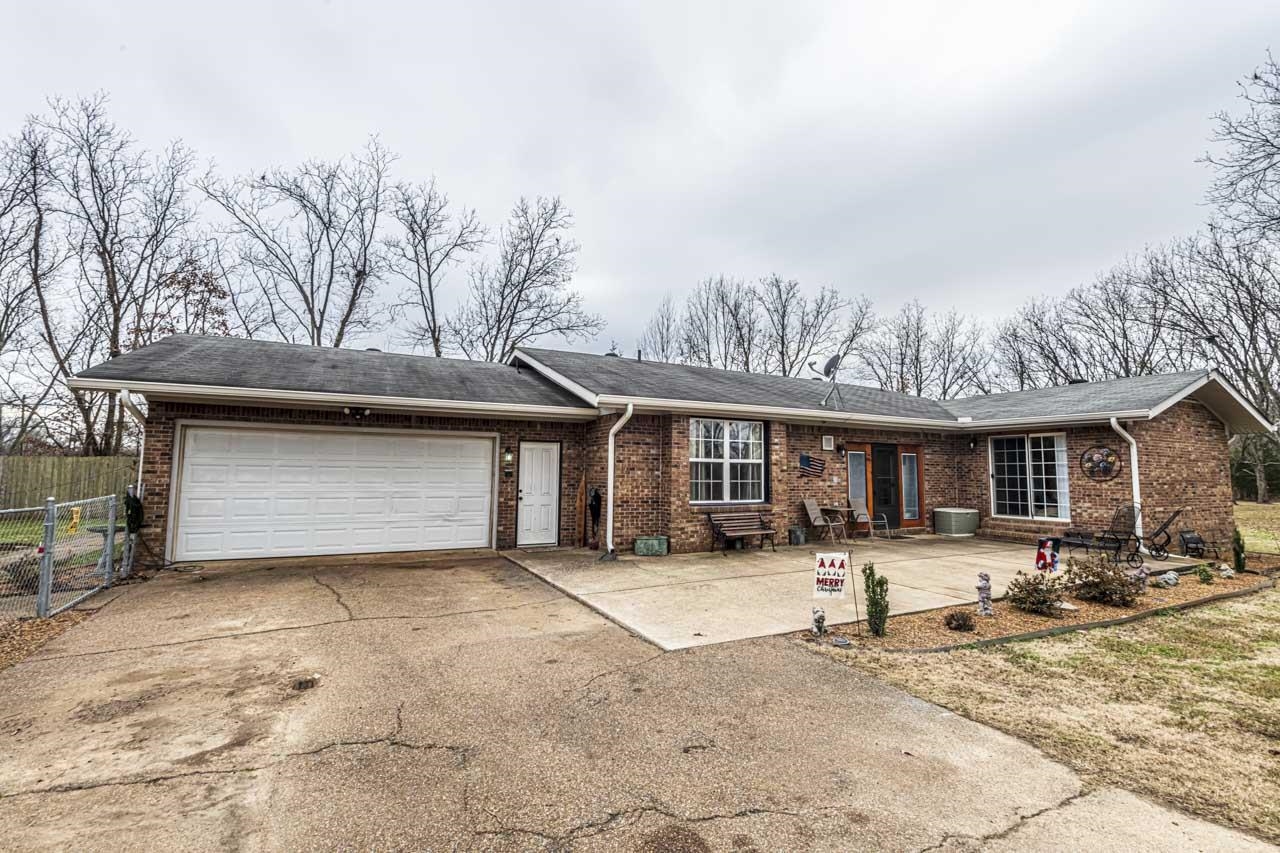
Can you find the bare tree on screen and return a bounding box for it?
[388,179,485,356]
[758,275,846,376]
[930,310,993,399]
[857,300,929,395]
[201,138,393,347]
[1148,228,1280,500]
[1205,53,1280,237]
[14,97,195,455]
[449,196,602,362]
[638,294,682,362]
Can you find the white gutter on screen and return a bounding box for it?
[1110,417,1143,539]
[68,377,599,421]
[604,403,634,558]
[119,389,147,495]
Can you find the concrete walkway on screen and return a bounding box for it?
[506,536,1195,650]
[0,552,1266,851]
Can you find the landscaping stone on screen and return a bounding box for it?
[1153,571,1180,588]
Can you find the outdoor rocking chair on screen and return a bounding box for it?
[803,498,847,544]
[1143,507,1185,561]
[849,498,891,539]
[1062,502,1144,569]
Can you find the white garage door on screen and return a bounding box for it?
[173,427,494,561]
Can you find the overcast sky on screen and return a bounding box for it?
[3,1,1277,354]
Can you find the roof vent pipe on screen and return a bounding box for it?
[601,402,635,561]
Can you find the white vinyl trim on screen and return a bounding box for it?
[69,376,598,420]
[1147,370,1276,432]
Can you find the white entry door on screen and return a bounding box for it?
[517,442,560,546]
[173,426,494,561]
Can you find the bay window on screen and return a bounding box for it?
[690,418,765,503]
[990,433,1070,520]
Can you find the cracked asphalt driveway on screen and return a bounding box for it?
[0,553,1265,852]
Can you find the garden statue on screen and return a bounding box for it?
[812,607,827,640]
[976,573,994,616]
[1129,567,1149,590]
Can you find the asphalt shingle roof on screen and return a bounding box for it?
[942,371,1208,422]
[515,347,957,421]
[75,335,590,409]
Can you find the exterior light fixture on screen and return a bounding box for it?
[503,448,514,465]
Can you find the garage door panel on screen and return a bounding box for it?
[233,465,272,485]
[227,497,270,518]
[231,432,277,455]
[174,427,495,560]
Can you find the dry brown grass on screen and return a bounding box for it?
[1237,501,1280,555]
[813,586,1280,844]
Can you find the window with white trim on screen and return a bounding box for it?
[990,433,1070,520]
[689,418,764,502]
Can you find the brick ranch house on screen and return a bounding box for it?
[70,335,1274,562]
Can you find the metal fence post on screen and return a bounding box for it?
[104,495,117,587]
[36,497,55,618]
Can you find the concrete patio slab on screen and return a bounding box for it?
[506,536,1048,650]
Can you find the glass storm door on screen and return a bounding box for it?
[871,444,900,529]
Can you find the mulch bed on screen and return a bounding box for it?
[806,571,1273,652]
[0,611,90,671]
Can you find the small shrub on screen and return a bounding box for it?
[1232,528,1247,573]
[1197,564,1214,585]
[1066,555,1144,607]
[1006,570,1065,616]
[862,561,890,637]
[944,610,975,632]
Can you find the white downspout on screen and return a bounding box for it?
[1109,417,1143,540]
[604,403,634,559]
[119,390,147,496]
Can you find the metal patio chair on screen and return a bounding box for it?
[849,498,890,539]
[803,498,846,544]
[1062,502,1144,568]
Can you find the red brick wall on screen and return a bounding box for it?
[966,402,1234,545]
[140,401,588,558]
[608,416,956,553]
[1133,401,1235,544]
[140,399,1237,560]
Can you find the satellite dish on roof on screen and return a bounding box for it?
[821,354,840,378]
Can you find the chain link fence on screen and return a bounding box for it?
[0,495,133,623]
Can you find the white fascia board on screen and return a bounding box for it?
[507,350,600,406]
[67,377,600,421]
[1146,371,1276,433]
[593,394,959,430]
[957,410,1152,431]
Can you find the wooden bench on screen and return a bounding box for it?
[707,511,776,553]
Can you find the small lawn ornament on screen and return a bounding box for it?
[976,572,994,616]
[1219,565,1236,579]
[1152,570,1180,588]
[1035,537,1062,574]
[1129,566,1149,590]
[812,606,827,640]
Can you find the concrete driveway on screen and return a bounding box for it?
[508,537,1038,650]
[0,552,1263,851]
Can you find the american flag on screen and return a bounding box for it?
[799,453,826,478]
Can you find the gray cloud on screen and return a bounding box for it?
[3,0,1275,352]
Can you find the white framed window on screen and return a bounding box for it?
[901,452,920,520]
[690,418,765,503]
[989,433,1070,520]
